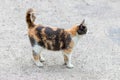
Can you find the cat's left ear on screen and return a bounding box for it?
[80,19,85,26]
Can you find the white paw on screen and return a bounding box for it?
[66,64,74,68]
[35,61,43,68]
[40,57,45,62]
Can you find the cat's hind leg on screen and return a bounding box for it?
[32,44,43,67]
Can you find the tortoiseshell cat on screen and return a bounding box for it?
[26,9,87,68]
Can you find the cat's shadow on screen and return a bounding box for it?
[21,60,74,75]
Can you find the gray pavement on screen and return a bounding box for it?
[0,0,120,80]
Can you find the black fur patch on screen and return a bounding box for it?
[29,36,35,46]
[77,25,87,35]
[36,26,45,48]
[61,32,71,49]
[36,26,72,51]
[47,42,52,50]
[45,27,62,50]
[38,41,45,48]
[36,26,44,32]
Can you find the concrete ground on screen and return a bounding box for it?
[0,0,120,80]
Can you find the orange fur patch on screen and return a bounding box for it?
[65,25,78,37]
[63,40,74,53]
[33,54,40,61]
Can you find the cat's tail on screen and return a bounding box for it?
[26,8,36,28]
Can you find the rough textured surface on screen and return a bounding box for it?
[0,0,120,80]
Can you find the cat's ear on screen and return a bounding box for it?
[80,19,85,25]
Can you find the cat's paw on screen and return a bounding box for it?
[40,57,45,62]
[35,61,43,68]
[66,64,74,69]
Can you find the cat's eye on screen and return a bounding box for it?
[82,26,86,29]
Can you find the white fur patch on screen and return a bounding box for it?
[72,34,84,49]
[63,53,74,68]
[40,54,45,62]
[33,43,42,54]
[34,60,43,67]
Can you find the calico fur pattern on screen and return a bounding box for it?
[26,8,87,68]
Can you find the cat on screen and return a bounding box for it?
[26,8,87,68]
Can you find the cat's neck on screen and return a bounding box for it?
[65,25,78,37]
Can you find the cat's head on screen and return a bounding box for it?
[77,20,87,35]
